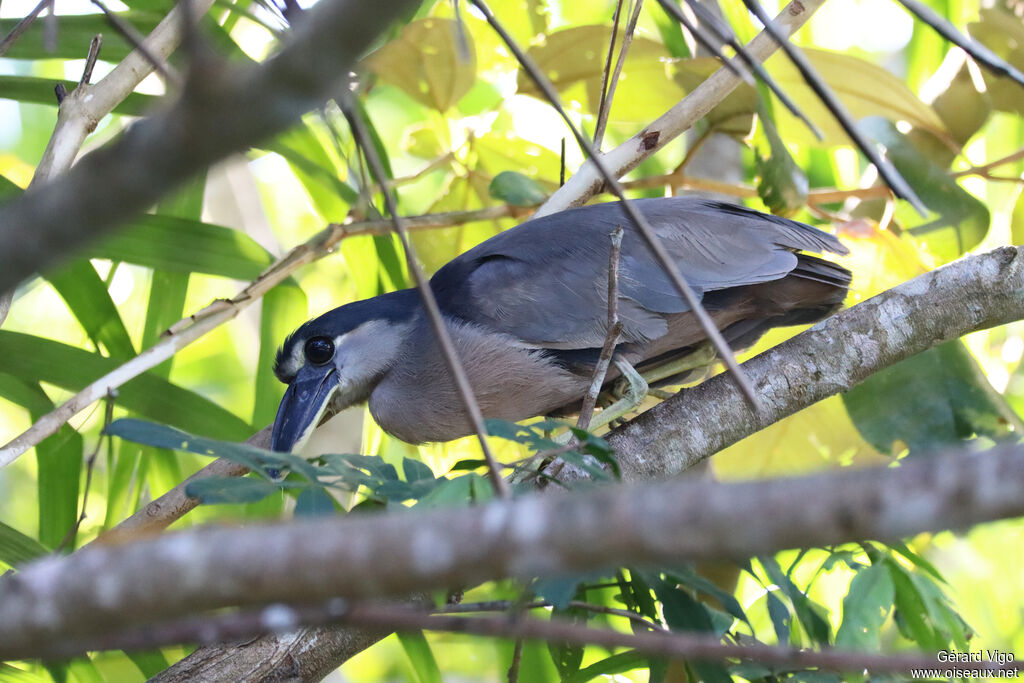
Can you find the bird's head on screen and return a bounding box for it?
[271,289,418,453]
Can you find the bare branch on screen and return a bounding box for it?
[0,0,421,291]
[90,0,181,87]
[0,0,48,57]
[4,436,1024,660]
[602,246,1024,480]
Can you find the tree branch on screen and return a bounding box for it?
[3,437,1024,660]
[601,246,1024,480]
[0,0,420,293]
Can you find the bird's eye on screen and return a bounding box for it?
[304,337,335,365]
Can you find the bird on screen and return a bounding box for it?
[271,197,851,452]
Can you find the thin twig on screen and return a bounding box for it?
[468,0,761,410]
[55,391,117,553]
[593,0,627,151]
[0,205,525,467]
[576,227,624,431]
[668,0,823,139]
[953,146,1024,178]
[506,638,524,683]
[740,0,925,215]
[0,0,49,57]
[91,0,181,87]
[895,0,1024,89]
[339,94,510,499]
[79,34,103,87]
[595,0,644,150]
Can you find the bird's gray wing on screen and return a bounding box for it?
[430,197,847,349]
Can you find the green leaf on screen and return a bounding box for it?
[488,170,547,206]
[548,605,587,677]
[835,562,894,648]
[106,419,319,480]
[126,651,170,679]
[766,590,792,644]
[397,631,442,683]
[294,487,336,516]
[0,373,83,551]
[0,11,162,61]
[0,519,49,567]
[0,333,252,440]
[655,582,732,683]
[759,556,831,645]
[415,474,475,508]
[87,214,275,280]
[843,340,1017,455]
[0,75,159,116]
[365,18,477,112]
[185,476,281,504]
[46,260,135,360]
[755,105,808,214]
[562,651,651,683]
[403,457,435,482]
[861,118,990,262]
[886,559,945,649]
[667,566,749,628]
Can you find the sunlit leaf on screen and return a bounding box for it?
[398,631,443,683]
[518,25,686,122]
[968,9,1024,116]
[862,118,989,263]
[365,18,477,112]
[768,48,948,146]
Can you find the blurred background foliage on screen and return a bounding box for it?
[1,0,1024,679]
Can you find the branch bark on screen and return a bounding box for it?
[3,437,1024,661]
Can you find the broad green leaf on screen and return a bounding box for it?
[766,590,792,644]
[0,75,159,116]
[767,48,947,146]
[862,118,989,262]
[517,25,686,122]
[106,418,319,480]
[185,476,281,504]
[0,11,162,61]
[397,631,442,683]
[365,18,477,112]
[931,64,992,146]
[0,519,48,567]
[562,651,650,683]
[46,260,135,361]
[759,556,831,645]
[402,457,434,482]
[488,170,547,206]
[547,605,587,677]
[294,487,336,516]
[87,215,275,280]
[126,651,170,679]
[262,125,355,221]
[0,332,252,440]
[655,582,732,683]
[835,562,894,648]
[968,9,1024,116]
[0,373,83,551]
[843,340,1017,455]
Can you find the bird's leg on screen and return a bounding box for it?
[587,358,649,431]
[640,343,717,386]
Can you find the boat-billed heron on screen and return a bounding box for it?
[271,197,850,451]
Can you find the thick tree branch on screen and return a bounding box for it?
[3,438,1024,660]
[602,246,1024,480]
[0,0,420,294]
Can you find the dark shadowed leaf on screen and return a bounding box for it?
[759,556,831,645]
[184,477,281,504]
[0,75,158,115]
[295,487,337,516]
[843,340,1016,455]
[562,651,650,683]
[835,562,894,648]
[489,170,547,206]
